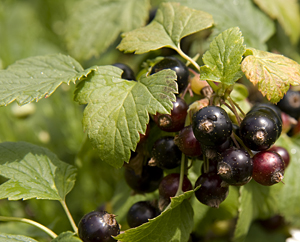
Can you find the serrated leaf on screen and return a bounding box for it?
[117,2,213,54]
[52,232,82,242]
[115,191,194,242]
[0,54,93,106]
[241,48,300,103]
[276,134,300,227]
[0,233,38,242]
[74,66,177,168]
[254,0,300,44]
[233,181,282,242]
[0,141,77,201]
[181,0,275,50]
[200,27,246,85]
[64,0,150,60]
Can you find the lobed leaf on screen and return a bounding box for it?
[0,54,93,106]
[200,27,246,85]
[52,232,82,242]
[115,191,194,242]
[0,233,39,242]
[64,0,150,60]
[0,141,77,201]
[117,2,213,54]
[241,48,300,103]
[254,0,300,44]
[74,66,177,168]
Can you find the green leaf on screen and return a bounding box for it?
[181,0,275,50]
[230,83,249,102]
[254,0,300,44]
[233,181,282,242]
[74,66,177,168]
[64,0,150,60]
[0,141,77,201]
[52,232,82,242]
[117,2,213,54]
[115,191,194,242]
[0,54,93,106]
[200,27,246,85]
[0,233,38,242]
[276,134,300,227]
[241,48,300,103]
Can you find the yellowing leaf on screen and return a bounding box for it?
[241,48,300,103]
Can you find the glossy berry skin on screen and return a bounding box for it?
[159,173,193,200]
[153,97,188,132]
[151,136,182,169]
[124,165,163,193]
[192,106,232,146]
[268,146,290,168]
[217,147,253,186]
[252,151,285,186]
[239,111,280,151]
[277,89,300,119]
[78,211,120,242]
[127,201,159,228]
[150,56,189,93]
[174,125,202,157]
[194,172,229,208]
[112,63,136,81]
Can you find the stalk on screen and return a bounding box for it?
[60,200,78,234]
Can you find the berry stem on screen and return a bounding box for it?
[230,97,246,117]
[227,97,242,125]
[175,153,187,197]
[60,200,78,234]
[232,132,254,157]
[0,216,57,239]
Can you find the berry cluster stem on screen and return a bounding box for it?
[60,200,78,234]
[175,153,187,197]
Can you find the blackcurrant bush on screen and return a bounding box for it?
[151,136,182,169]
[268,145,290,168]
[159,173,192,201]
[277,89,300,119]
[112,63,136,81]
[217,147,253,186]
[252,150,285,186]
[192,106,232,146]
[174,125,202,157]
[153,97,188,132]
[194,172,229,208]
[150,56,189,93]
[124,165,163,193]
[127,201,159,228]
[239,110,280,151]
[78,210,120,242]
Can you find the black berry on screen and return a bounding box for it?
[78,210,120,242]
[112,63,136,81]
[277,89,300,120]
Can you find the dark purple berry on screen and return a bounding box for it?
[217,147,253,186]
[252,151,285,186]
[201,158,218,174]
[174,125,202,157]
[153,97,188,132]
[194,172,229,208]
[277,89,300,119]
[112,63,136,81]
[124,165,163,193]
[150,56,189,93]
[192,106,232,146]
[78,211,120,242]
[151,136,182,169]
[127,201,159,228]
[268,145,290,168]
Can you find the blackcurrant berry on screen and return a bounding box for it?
[268,145,290,168]
[151,136,182,169]
[153,97,188,132]
[150,56,189,93]
[124,165,163,193]
[192,106,232,146]
[239,110,280,151]
[201,158,218,174]
[174,125,202,157]
[112,63,136,81]
[194,172,229,208]
[78,210,120,242]
[252,150,285,186]
[217,147,253,186]
[127,201,159,228]
[277,89,300,120]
